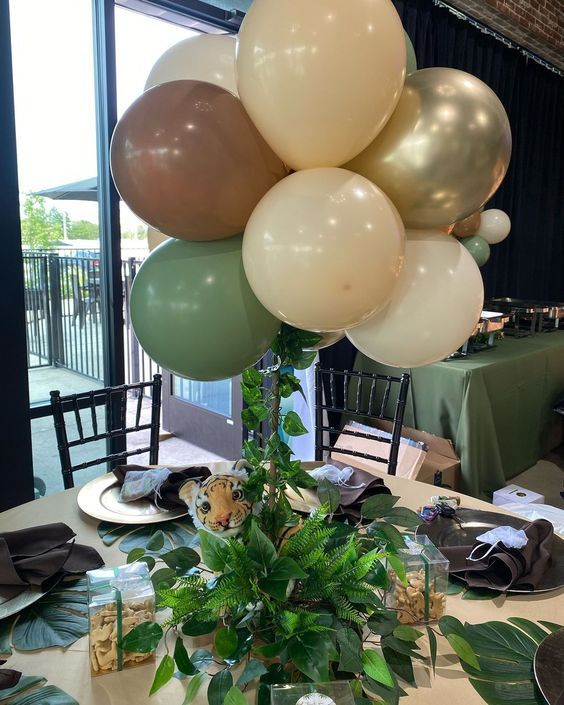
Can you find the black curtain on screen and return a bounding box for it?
[395,0,564,301]
[322,0,564,372]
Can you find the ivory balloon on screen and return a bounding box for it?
[110,80,288,241]
[147,227,169,252]
[347,231,484,368]
[243,168,405,333]
[346,68,512,229]
[460,235,491,267]
[304,331,346,351]
[237,0,406,170]
[453,211,481,238]
[476,209,511,244]
[145,34,238,95]
[130,236,281,381]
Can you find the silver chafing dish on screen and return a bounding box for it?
[486,298,564,334]
[448,310,510,358]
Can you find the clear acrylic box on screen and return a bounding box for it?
[87,562,156,675]
[386,535,449,624]
[270,682,356,705]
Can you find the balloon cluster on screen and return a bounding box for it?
[452,209,512,267]
[110,0,513,377]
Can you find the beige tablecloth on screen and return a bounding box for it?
[0,466,562,705]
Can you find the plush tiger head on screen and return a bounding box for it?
[179,468,253,537]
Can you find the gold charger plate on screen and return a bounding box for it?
[77,473,189,524]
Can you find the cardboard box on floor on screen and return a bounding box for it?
[331,419,461,491]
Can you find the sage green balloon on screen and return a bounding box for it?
[460,235,491,267]
[405,31,417,75]
[130,236,281,381]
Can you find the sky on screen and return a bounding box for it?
[9,0,196,232]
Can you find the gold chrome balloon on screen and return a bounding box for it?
[453,211,481,238]
[346,68,512,229]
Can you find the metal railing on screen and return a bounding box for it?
[23,251,159,388]
[122,257,161,387]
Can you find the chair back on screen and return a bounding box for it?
[50,374,162,489]
[314,365,410,475]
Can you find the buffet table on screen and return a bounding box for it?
[355,332,564,499]
[0,468,562,705]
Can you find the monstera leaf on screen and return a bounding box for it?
[97,518,198,554]
[0,673,78,705]
[0,579,88,653]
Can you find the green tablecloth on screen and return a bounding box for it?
[355,332,564,499]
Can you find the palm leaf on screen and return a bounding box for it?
[2,579,88,652]
[8,685,79,705]
[445,619,551,705]
[97,518,197,553]
[0,674,78,705]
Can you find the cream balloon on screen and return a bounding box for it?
[237,0,406,170]
[147,227,169,252]
[304,331,346,351]
[476,209,511,244]
[243,168,405,333]
[346,68,512,229]
[145,35,238,95]
[347,231,484,368]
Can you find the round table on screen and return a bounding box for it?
[0,467,562,705]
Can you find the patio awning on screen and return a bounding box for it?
[34,177,98,202]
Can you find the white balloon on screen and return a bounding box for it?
[476,209,511,244]
[347,231,484,368]
[145,35,238,95]
[243,168,405,333]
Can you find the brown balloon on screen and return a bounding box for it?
[453,211,481,238]
[110,80,289,240]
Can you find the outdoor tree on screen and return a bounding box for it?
[20,194,67,250]
[68,219,99,240]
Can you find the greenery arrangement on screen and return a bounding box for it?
[119,325,438,704]
[116,325,563,705]
[1,324,560,705]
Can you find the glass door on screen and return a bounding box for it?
[162,374,243,459]
[9,0,106,495]
[114,5,243,463]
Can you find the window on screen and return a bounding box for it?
[10,0,104,406]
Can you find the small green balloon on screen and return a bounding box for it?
[405,31,417,75]
[460,235,491,267]
[130,236,281,381]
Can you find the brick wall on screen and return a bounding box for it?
[446,0,564,70]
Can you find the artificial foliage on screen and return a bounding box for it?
[120,325,559,705]
[121,324,432,703]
